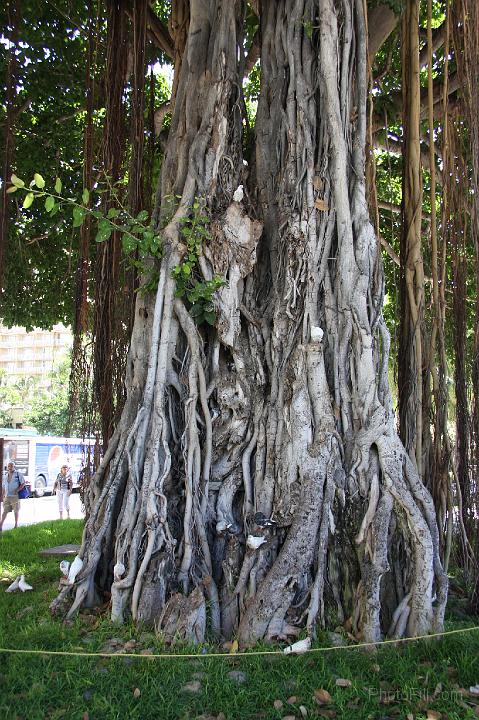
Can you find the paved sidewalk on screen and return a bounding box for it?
[1,492,84,531]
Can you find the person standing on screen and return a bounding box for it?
[53,464,72,520]
[0,461,26,531]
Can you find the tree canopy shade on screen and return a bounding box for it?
[3,0,479,642]
[0,0,94,329]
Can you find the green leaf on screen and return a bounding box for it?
[54,178,62,194]
[45,196,55,212]
[303,19,313,39]
[96,219,112,242]
[23,193,35,209]
[82,188,90,205]
[11,174,25,188]
[107,207,120,219]
[204,310,216,325]
[95,227,112,243]
[6,186,17,194]
[34,173,45,189]
[190,304,203,318]
[189,285,202,300]
[122,236,136,253]
[72,207,85,228]
[136,210,149,222]
[213,275,227,288]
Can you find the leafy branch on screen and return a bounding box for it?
[172,201,226,326]
[8,176,227,324]
[8,173,163,292]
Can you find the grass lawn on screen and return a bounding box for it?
[1,522,479,720]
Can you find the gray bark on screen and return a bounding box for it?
[54,0,447,647]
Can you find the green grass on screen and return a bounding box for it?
[1,522,479,720]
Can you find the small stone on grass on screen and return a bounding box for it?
[328,632,346,647]
[228,670,247,684]
[182,680,202,693]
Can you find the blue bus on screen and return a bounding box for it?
[1,428,97,497]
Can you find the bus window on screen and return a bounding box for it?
[4,439,29,478]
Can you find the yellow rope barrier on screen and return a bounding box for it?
[0,625,478,660]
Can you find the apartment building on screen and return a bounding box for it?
[0,324,72,386]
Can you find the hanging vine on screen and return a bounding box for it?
[450,0,479,603]
[0,0,21,291]
[398,0,425,479]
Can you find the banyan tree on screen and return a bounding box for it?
[46,0,449,645]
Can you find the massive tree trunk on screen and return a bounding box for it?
[54,0,447,645]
